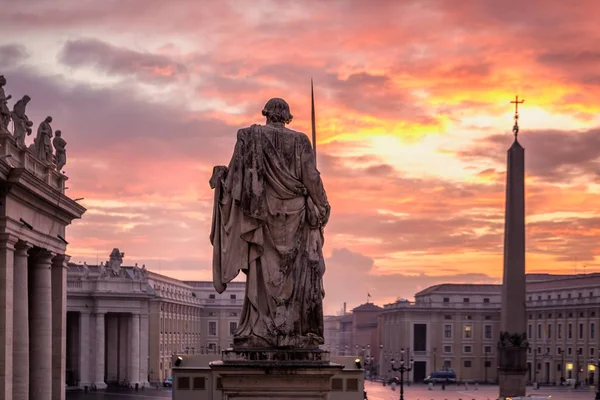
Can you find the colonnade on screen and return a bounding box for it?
[69,311,149,389]
[0,234,69,400]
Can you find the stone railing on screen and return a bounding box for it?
[0,132,67,193]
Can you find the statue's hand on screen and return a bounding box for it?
[210,165,228,189]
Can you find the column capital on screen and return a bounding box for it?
[14,240,32,255]
[29,249,56,267]
[0,232,19,250]
[51,254,70,269]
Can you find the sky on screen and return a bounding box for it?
[1,0,600,314]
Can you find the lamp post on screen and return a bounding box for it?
[433,347,437,372]
[379,344,384,378]
[390,349,413,400]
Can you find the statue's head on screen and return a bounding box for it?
[262,98,293,125]
[55,130,62,137]
[45,116,52,123]
[22,95,31,103]
[0,76,5,86]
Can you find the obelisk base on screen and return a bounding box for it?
[210,349,343,400]
[498,347,527,399]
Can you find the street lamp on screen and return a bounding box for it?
[390,349,413,400]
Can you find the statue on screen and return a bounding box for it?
[141,264,148,278]
[210,98,330,349]
[11,95,32,146]
[34,116,53,163]
[107,248,124,275]
[0,76,11,133]
[53,130,67,171]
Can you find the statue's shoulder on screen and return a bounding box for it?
[236,125,259,140]
[283,127,311,143]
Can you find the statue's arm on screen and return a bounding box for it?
[300,135,330,226]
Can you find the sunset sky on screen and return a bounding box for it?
[1,0,599,314]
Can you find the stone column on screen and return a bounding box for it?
[78,311,90,388]
[129,313,140,386]
[12,241,31,400]
[94,312,106,389]
[106,316,119,382]
[0,234,17,400]
[139,314,149,386]
[51,254,69,400]
[29,249,54,400]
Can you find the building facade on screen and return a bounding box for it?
[66,252,244,388]
[330,273,600,385]
[0,125,86,400]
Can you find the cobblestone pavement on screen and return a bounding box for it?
[365,380,598,399]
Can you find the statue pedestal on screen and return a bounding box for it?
[498,347,528,399]
[210,349,343,400]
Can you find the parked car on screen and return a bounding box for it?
[423,371,457,384]
[163,377,173,387]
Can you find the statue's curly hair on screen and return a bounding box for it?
[262,98,293,124]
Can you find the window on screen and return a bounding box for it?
[464,360,472,368]
[528,325,532,339]
[484,360,491,367]
[230,294,236,300]
[557,347,562,355]
[209,294,216,299]
[444,315,452,320]
[579,323,584,340]
[177,377,190,390]
[229,321,237,336]
[193,377,206,390]
[483,298,490,303]
[209,321,217,336]
[413,324,427,351]
[346,379,359,391]
[465,315,472,320]
[537,324,542,339]
[548,295,551,300]
[464,325,472,339]
[443,360,451,369]
[592,323,596,340]
[558,324,563,339]
[578,293,582,298]
[548,313,552,318]
[528,296,532,301]
[580,312,584,318]
[464,345,472,353]
[591,348,595,356]
[229,312,238,317]
[463,298,470,303]
[568,293,572,299]
[538,296,542,300]
[591,292,594,297]
[331,378,343,391]
[485,315,492,320]
[443,297,450,303]
[558,294,561,299]
[569,313,573,318]
[568,347,572,355]
[484,325,492,339]
[208,312,217,317]
[548,324,552,339]
[484,345,492,354]
[568,323,572,339]
[444,324,452,339]
[443,345,452,353]
[208,343,217,351]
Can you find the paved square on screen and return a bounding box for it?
[365,381,597,400]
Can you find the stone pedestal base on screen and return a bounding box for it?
[498,371,527,399]
[210,349,343,400]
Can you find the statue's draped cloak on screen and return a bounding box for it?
[210,124,329,348]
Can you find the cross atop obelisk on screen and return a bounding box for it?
[510,95,525,138]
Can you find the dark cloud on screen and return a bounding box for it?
[59,39,187,82]
[458,129,600,182]
[0,44,28,69]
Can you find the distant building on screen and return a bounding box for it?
[332,273,600,385]
[66,250,244,389]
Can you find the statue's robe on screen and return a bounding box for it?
[35,121,52,162]
[210,123,329,348]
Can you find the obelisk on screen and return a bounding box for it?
[498,96,528,399]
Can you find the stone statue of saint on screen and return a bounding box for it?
[53,130,67,171]
[11,95,33,146]
[0,76,12,133]
[35,116,53,163]
[210,98,330,349]
[107,248,125,274]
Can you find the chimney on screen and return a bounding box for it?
[343,302,347,315]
